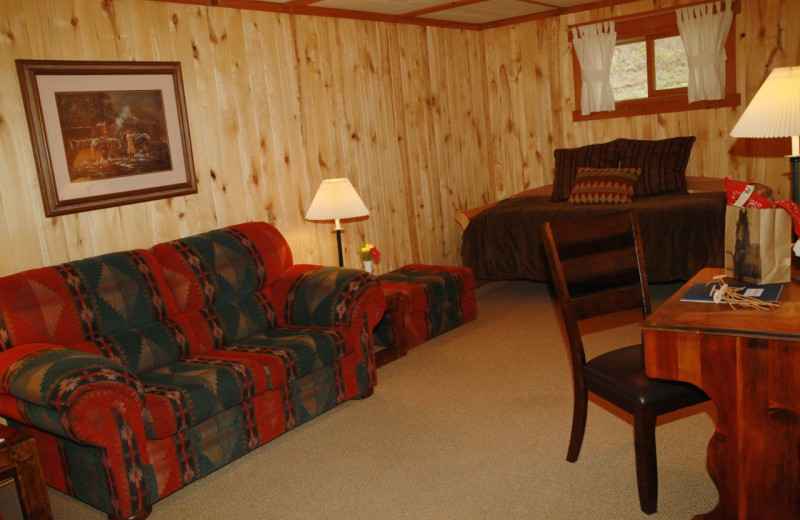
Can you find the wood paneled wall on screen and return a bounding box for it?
[0,0,797,277]
[482,0,800,202]
[0,0,490,275]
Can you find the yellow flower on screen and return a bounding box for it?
[359,242,380,262]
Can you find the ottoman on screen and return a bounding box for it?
[374,264,477,358]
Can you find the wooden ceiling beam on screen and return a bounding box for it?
[479,0,641,29]
[144,0,641,30]
[146,0,481,29]
[282,0,321,7]
[400,0,489,17]
[516,0,561,7]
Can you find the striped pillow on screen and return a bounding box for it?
[617,137,695,196]
[567,167,641,204]
[552,140,621,201]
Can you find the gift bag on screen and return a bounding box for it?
[725,205,791,284]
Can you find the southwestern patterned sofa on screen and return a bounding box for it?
[0,222,385,519]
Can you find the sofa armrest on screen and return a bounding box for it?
[0,345,155,519]
[0,344,144,412]
[267,265,386,330]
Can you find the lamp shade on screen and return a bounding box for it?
[305,178,369,222]
[730,66,800,154]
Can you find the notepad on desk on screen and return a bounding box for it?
[680,282,784,303]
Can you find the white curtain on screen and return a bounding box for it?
[677,1,733,102]
[571,21,616,115]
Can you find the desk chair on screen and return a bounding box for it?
[541,210,709,514]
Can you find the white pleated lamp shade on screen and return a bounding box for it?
[305,178,369,222]
[731,66,800,154]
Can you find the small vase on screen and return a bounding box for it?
[363,260,373,273]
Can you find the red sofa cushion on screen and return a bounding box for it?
[150,222,293,313]
[141,354,269,440]
[0,250,191,374]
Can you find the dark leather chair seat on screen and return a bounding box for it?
[584,345,707,407]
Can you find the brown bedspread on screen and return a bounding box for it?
[461,191,726,283]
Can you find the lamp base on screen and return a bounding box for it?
[790,156,800,282]
[793,253,800,283]
[335,228,344,267]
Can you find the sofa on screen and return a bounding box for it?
[0,222,385,519]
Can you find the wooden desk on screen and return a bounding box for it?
[642,268,800,520]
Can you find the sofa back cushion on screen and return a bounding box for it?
[73,320,192,375]
[552,140,620,201]
[150,222,292,352]
[617,136,696,196]
[0,250,191,373]
[151,223,292,312]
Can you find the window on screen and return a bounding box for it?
[570,1,740,121]
[609,35,688,101]
[610,40,648,101]
[653,36,688,91]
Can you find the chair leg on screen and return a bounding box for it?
[567,386,588,462]
[633,408,658,514]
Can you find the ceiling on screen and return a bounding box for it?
[161,0,631,30]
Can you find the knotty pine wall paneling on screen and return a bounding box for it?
[0,0,489,276]
[389,23,435,264]
[387,26,434,265]
[480,0,800,209]
[1,0,797,278]
[422,27,490,264]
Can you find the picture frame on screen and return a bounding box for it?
[16,60,197,217]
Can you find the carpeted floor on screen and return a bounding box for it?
[0,281,718,519]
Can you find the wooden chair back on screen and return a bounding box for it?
[541,211,652,368]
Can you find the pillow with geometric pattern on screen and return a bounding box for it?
[567,167,641,204]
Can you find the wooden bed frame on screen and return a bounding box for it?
[455,176,726,231]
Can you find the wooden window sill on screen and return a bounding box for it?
[572,91,741,122]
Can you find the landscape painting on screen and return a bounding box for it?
[56,90,173,182]
[16,60,196,216]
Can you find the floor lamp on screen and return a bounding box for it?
[305,178,369,267]
[730,66,800,204]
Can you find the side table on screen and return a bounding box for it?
[0,424,53,520]
[374,289,408,367]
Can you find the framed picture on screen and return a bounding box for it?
[16,60,197,217]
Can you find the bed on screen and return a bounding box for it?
[457,143,727,283]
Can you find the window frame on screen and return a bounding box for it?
[569,0,741,121]
[648,33,688,96]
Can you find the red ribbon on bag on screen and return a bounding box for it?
[725,177,800,237]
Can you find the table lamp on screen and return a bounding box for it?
[305,178,369,267]
[730,66,800,203]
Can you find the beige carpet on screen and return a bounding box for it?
[0,281,718,520]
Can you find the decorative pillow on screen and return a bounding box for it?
[552,140,621,201]
[567,167,641,204]
[616,136,696,197]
